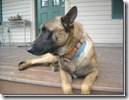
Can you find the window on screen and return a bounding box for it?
[41,0,48,7]
[112,0,123,19]
[53,0,60,6]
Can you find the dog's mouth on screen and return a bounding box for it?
[27,43,58,56]
[27,44,45,56]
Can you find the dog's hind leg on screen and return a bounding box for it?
[18,53,57,71]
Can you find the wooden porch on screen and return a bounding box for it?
[0,46,124,95]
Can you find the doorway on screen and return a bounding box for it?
[36,0,65,36]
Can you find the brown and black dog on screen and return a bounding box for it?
[18,6,99,94]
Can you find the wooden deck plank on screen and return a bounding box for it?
[0,46,124,94]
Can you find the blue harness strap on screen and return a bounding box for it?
[69,39,86,60]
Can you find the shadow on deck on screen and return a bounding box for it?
[0,46,124,95]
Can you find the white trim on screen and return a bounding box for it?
[30,0,36,41]
[65,0,69,14]
[94,43,123,47]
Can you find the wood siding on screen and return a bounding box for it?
[1,0,31,43]
[68,0,123,43]
[0,0,123,44]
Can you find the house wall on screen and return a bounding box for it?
[0,0,123,45]
[68,0,123,44]
[1,0,32,43]
[0,25,2,45]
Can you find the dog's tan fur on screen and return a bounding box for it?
[18,7,98,94]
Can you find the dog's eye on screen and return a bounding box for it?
[42,27,49,34]
[42,27,46,32]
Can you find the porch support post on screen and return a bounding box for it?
[30,0,36,41]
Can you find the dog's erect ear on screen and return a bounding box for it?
[61,6,78,31]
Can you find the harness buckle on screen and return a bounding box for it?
[63,58,70,62]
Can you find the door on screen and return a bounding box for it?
[36,0,65,36]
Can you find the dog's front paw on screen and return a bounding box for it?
[18,60,31,71]
[62,86,73,94]
[81,85,91,94]
[63,89,73,94]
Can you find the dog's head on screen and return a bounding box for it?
[27,6,78,56]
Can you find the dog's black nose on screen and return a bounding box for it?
[27,44,33,53]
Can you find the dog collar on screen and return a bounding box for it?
[63,38,86,61]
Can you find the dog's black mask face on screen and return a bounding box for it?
[27,27,57,55]
[27,6,77,56]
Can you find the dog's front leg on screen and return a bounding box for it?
[60,69,73,94]
[81,69,98,94]
[18,53,57,70]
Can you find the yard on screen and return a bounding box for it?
[0,46,124,95]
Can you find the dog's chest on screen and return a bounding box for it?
[59,58,84,78]
[61,60,76,70]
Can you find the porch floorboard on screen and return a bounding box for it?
[0,46,124,95]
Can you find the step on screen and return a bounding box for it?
[0,47,124,95]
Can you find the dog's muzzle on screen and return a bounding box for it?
[27,44,33,53]
[27,44,45,56]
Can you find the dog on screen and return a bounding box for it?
[18,6,99,94]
